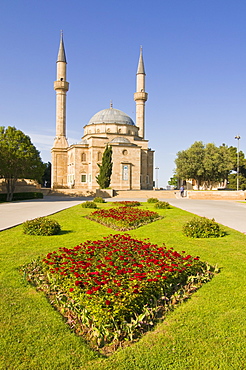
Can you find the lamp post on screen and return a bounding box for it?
[235,135,240,191]
[155,167,159,190]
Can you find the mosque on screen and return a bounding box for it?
[51,35,154,190]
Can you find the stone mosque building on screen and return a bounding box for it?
[51,35,154,191]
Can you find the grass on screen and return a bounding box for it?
[0,202,246,369]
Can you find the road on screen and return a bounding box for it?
[0,196,246,234]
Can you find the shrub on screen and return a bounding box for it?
[147,197,159,203]
[0,192,43,202]
[113,201,141,207]
[183,217,225,238]
[93,197,105,203]
[81,201,98,209]
[154,201,171,209]
[22,234,217,352]
[23,217,61,236]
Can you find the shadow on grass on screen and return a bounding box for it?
[58,230,74,235]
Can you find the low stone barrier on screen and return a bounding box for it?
[96,189,115,198]
[187,190,245,200]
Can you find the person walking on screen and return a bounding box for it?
[180,185,184,197]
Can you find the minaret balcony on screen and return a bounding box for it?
[134,92,148,102]
[54,81,69,91]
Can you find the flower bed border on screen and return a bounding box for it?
[86,206,163,231]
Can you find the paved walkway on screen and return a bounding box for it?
[111,197,246,234]
[165,198,246,234]
[1,195,246,234]
[0,196,87,231]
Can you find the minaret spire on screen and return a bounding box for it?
[57,30,67,63]
[137,46,145,75]
[134,46,148,139]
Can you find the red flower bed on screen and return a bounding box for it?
[86,206,162,230]
[22,234,217,352]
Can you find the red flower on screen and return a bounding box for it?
[107,288,113,293]
[105,300,111,305]
[93,286,101,292]
[69,288,74,292]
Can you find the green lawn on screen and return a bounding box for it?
[0,203,246,370]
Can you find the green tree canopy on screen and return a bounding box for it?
[175,141,205,189]
[96,145,113,189]
[168,175,178,188]
[228,146,246,175]
[0,126,45,201]
[227,146,246,189]
[175,141,234,189]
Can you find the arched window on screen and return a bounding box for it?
[97,151,102,161]
[81,152,86,162]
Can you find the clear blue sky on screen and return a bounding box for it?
[0,0,246,187]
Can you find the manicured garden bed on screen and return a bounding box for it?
[22,233,216,353]
[86,206,162,230]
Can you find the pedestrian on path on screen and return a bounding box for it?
[180,186,184,197]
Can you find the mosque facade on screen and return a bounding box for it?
[51,35,154,190]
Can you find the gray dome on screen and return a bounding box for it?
[110,137,131,143]
[88,108,135,126]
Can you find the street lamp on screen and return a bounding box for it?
[155,167,159,190]
[235,135,240,191]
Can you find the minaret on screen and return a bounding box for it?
[134,47,148,139]
[51,33,69,188]
[53,31,69,148]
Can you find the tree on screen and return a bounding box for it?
[42,162,51,188]
[227,146,246,190]
[227,173,246,190]
[203,144,233,188]
[96,145,113,189]
[0,126,45,201]
[175,141,205,189]
[168,175,178,189]
[228,146,246,176]
[175,141,234,189]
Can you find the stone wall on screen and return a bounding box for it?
[187,190,245,200]
[0,179,41,194]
